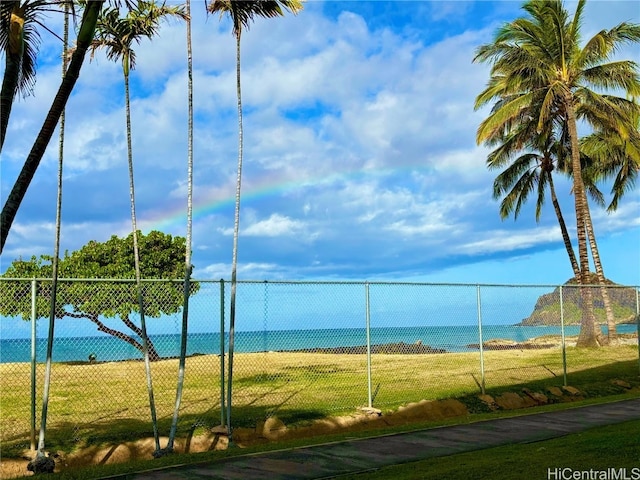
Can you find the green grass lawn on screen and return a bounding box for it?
[6,394,640,480]
[338,418,640,480]
[1,344,638,466]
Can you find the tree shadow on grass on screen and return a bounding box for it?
[2,401,327,460]
[4,359,637,461]
[458,359,639,414]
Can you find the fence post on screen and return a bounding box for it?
[476,285,485,395]
[365,282,372,408]
[30,278,37,451]
[263,281,269,352]
[220,279,226,427]
[560,285,567,386]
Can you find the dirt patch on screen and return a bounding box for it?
[0,399,467,478]
[1,432,231,479]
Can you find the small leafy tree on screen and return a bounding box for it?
[0,231,199,361]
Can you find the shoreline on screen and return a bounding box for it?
[276,341,447,355]
[2,331,637,364]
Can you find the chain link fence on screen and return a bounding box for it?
[1,278,638,451]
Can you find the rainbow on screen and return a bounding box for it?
[139,171,339,232]
[141,163,430,233]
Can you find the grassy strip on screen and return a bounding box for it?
[1,346,638,456]
[6,393,639,480]
[337,419,640,480]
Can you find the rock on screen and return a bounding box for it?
[495,392,528,410]
[210,425,229,435]
[522,388,548,405]
[27,453,55,474]
[561,386,581,396]
[395,399,467,421]
[359,407,382,416]
[438,399,468,418]
[478,393,496,405]
[547,386,564,397]
[262,416,288,440]
[152,447,174,459]
[478,394,497,407]
[611,379,632,389]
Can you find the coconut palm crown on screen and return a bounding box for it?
[474,0,640,346]
[0,1,71,152]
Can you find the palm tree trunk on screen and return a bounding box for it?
[166,0,194,453]
[548,172,580,276]
[227,30,244,441]
[0,52,20,152]
[582,194,617,340]
[565,97,600,347]
[28,8,69,471]
[0,1,22,153]
[0,0,104,253]
[124,68,160,454]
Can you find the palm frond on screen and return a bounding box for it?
[476,92,534,145]
[208,0,302,37]
[91,0,187,73]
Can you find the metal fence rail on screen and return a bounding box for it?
[0,278,638,451]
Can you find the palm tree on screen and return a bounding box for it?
[90,0,187,456]
[487,116,581,277]
[26,4,69,473]
[474,0,640,347]
[207,0,303,438]
[1,0,104,253]
[165,0,193,455]
[487,101,620,340]
[580,110,640,339]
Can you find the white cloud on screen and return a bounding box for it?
[1,2,638,286]
[217,211,306,236]
[243,213,306,237]
[458,225,565,256]
[200,261,289,279]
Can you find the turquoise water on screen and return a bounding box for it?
[1,324,636,363]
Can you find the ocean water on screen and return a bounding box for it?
[0,324,636,364]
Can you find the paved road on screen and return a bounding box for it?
[103,398,640,480]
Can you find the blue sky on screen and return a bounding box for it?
[1,0,639,287]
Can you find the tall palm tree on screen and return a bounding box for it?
[26,3,69,473]
[165,0,193,455]
[0,1,143,253]
[90,0,187,456]
[581,110,640,339]
[487,100,619,340]
[207,0,303,439]
[474,0,640,347]
[0,0,104,253]
[487,116,581,277]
